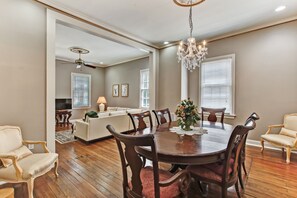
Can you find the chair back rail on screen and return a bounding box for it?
[201,107,226,123]
[128,111,153,131]
[106,125,160,198]
[152,108,172,125]
[223,118,256,183]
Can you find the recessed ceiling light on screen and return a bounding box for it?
[163,41,169,45]
[275,5,286,12]
[100,62,103,64]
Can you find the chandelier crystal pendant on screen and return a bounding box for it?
[175,0,208,72]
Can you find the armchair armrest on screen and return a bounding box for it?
[265,124,284,134]
[23,140,50,153]
[0,154,23,179]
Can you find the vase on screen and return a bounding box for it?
[183,124,192,131]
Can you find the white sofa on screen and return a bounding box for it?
[74,108,142,142]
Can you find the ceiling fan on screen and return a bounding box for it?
[69,47,97,69]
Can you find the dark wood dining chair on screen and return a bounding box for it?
[187,118,256,198]
[152,108,172,125]
[106,125,190,198]
[128,111,153,131]
[238,112,260,189]
[201,107,226,123]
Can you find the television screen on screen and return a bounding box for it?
[55,98,72,110]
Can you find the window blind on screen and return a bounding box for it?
[201,58,233,114]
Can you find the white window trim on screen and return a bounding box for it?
[198,54,236,117]
[139,68,150,109]
[71,73,91,110]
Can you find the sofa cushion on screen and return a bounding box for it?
[284,114,297,131]
[117,107,130,111]
[0,153,58,180]
[1,145,33,168]
[107,107,117,111]
[261,134,295,147]
[127,109,142,114]
[109,110,126,116]
[98,112,110,118]
[280,127,297,138]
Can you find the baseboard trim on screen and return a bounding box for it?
[247,139,297,154]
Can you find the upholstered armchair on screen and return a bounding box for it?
[0,126,59,198]
[261,113,297,163]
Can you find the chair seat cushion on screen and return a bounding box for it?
[261,134,295,147]
[129,166,180,198]
[0,153,58,180]
[187,159,234,183]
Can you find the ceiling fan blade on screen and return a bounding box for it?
[84,63,97,69]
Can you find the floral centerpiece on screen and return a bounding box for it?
[175,98,200,131]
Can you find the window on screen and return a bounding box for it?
[71,73,91,109]
[200,54,235,115]
[140,69,149,108]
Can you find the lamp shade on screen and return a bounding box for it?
[97,96,106,104]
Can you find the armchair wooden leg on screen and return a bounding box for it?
[260,139,265,153]
[54,159,59,178]
[286,147,291,164]
[27,178,34,198]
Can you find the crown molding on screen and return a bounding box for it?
[160,15,297,50]
[34,0,160,49]
[108,55,150,67]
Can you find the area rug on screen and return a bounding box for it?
[55,130,76,144]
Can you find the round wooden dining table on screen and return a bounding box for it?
[136,121,235,165]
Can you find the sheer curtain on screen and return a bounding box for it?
[200,58,233,114]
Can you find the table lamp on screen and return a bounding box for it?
[97,96,107,112]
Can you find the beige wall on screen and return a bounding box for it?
[158,46,182,111]
[0,0,46,141]
[56,60,105,119]
[160,21,297,141]
[105,57,149,108]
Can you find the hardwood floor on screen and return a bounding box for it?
[2,138,297,198]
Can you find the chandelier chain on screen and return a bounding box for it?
[189,6,193,37]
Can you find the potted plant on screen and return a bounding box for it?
[175,98,200,131]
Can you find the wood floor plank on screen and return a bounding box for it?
[2,138,297,198]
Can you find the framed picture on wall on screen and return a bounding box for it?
[112,84,119,97]
[121,84,129,97]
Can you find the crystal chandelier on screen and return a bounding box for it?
[174,0,208,72]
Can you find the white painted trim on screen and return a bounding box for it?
[108,55,150,67]
[46,10,56,152]
[246,139,297,154]
[181,64,188,100]
[35,0,158,49]
[46,10,158,152]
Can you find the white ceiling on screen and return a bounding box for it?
[51,0,297,65]
[46,0,297,47]
[56,23,148,66]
